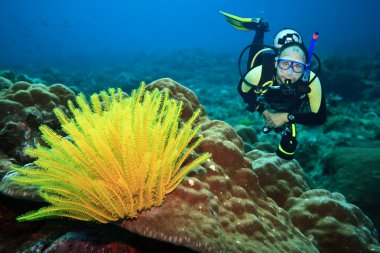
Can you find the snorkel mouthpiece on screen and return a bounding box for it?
[302,32,319,82]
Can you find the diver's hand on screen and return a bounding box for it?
[263,111,289,128]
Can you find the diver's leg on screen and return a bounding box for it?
[247,31,265,71]
[246,19,269,71]
[275,123,298,160]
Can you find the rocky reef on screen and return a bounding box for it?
[0,76,75,164]
[0,77,379,252]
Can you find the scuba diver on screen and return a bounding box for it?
[220,11,326,160]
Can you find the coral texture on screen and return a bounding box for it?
[0,76,12,90]
[321,147,380,236]
[246,150,311,208]
[11,84,211,222]
[1,78,379,253]
[0,79,76,163]
[285,189,380,252]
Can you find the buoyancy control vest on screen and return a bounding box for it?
[238,49,312,113]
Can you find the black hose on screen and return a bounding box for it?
[307,52,322,85]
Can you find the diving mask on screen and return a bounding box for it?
[277,58,306,73]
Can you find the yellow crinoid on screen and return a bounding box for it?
[11,83,211,223]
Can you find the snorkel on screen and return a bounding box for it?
[302,32,319,82]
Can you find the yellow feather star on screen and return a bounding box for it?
[11,83,211,223]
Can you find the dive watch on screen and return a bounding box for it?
[287,113,295,122]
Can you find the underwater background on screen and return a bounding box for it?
[1,0,379,68]
[1,0,380,252]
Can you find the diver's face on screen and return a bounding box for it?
[275,46,306,84]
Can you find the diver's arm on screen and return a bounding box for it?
[246,19,269,71]
[293,77,327,125]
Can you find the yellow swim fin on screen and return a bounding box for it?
[219,11,269,32]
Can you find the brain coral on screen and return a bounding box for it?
[0,78,77,162]
[246,149,311,208]
[285,189,380,252]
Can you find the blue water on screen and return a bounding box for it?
[1,0,379,70]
